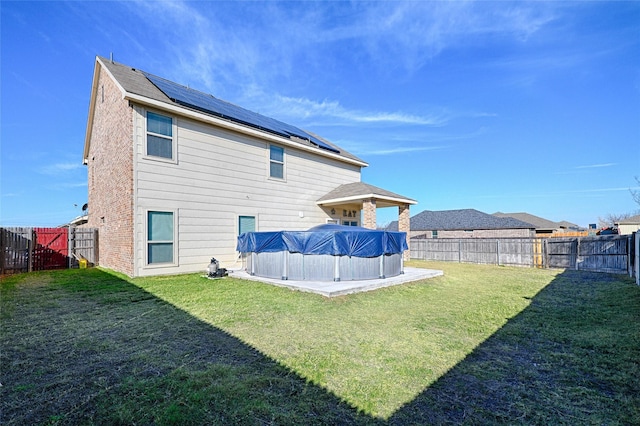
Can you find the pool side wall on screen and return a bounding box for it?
[243,251,404,281]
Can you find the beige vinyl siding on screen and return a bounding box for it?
[618,223,640,235]
[132,106,361,276]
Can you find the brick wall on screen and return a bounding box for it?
[362,199,376,229]
[398,204,411,260]
[85,65,134,276]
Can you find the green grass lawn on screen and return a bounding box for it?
[1,261,639,425]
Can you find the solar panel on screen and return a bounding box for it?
[143,72,340,154]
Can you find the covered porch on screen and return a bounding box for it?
[317,182,417,260]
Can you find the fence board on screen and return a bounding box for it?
[1,227,98,275]
[411,235,634,276]
[1,228,34,274]
[33,227,69,270]
[635,232,639,285]
[69,228,99,267]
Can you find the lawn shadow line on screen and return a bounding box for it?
[388,269,639,424]
[0,268,383,425]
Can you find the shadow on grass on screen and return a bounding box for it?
[0,269,382,425]
[2,268,638,425]
[390,269,640,424]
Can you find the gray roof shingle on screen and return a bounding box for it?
[317,182,415,204]
[387,209,536,231]
[616,214,640,224]
[97,56,365,165]
[492,212,560,230]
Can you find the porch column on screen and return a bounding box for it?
[399,203,411,260]
[363,198,377,229]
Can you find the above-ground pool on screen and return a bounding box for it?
[236,224,408,281]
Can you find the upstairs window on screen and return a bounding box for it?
[269,145,284,179]
[146,111,173,159]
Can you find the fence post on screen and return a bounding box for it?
[28,229,34,273]
[94,229,99,265]
[0,228,4,275]
[496,240,501,266]
[68,227,73,269]
[633,231,640,285]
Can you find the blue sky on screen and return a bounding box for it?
[2,1,639,228]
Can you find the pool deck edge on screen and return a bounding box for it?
[226,267,444,297]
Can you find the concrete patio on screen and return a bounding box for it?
[227,267,443,297]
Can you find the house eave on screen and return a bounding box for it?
[124,94,369,169]
[317,193,417,207]
[83,57,129,165]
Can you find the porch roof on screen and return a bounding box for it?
[317,182,416,208]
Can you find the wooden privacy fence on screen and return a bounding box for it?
[1,227,98,275]
[544,235,632,274]
[410,238,541,267]
[411,234,637,278]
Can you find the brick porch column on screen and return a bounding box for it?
[363,198,377,229]
[398,203,411,260]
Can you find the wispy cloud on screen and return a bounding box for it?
[554,162,619,175]
[40,163,84,176]
[574,163,617,169]
[129,0,562,92]
[363,145,449,156]
[268,95,449,126]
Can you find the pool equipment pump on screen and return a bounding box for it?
[207,257,228,278]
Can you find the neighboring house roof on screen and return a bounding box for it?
[615,214,640,225]
[62,215,88,227]
[493,212,561,231]
[317,182,416,208]
[83,56,366,167]
[387,209,536,231]
[557,220,582,230]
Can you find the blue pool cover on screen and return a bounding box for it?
[236,224,407,257]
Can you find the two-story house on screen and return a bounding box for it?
[83,56,415,277]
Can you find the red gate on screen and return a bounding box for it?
[33,228,69,271]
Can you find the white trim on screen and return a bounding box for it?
[84,56,369,168]
[84,57,130,163]
[123,92,368,168]
[144,208,178,269]
[268,144,286,181]
[237,214,258,235]
[143,109,178,164]
[317,193,418,206]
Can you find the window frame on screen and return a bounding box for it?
[145,209,178,268]
[238,215,256,235]
[144,110,177,163]
[268,144,285,180]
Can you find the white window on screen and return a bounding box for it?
[239,215,256,235]
[147,211,175,265]
[146,111,174,160]
[344,221,358,227]
[269,145,284,179]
